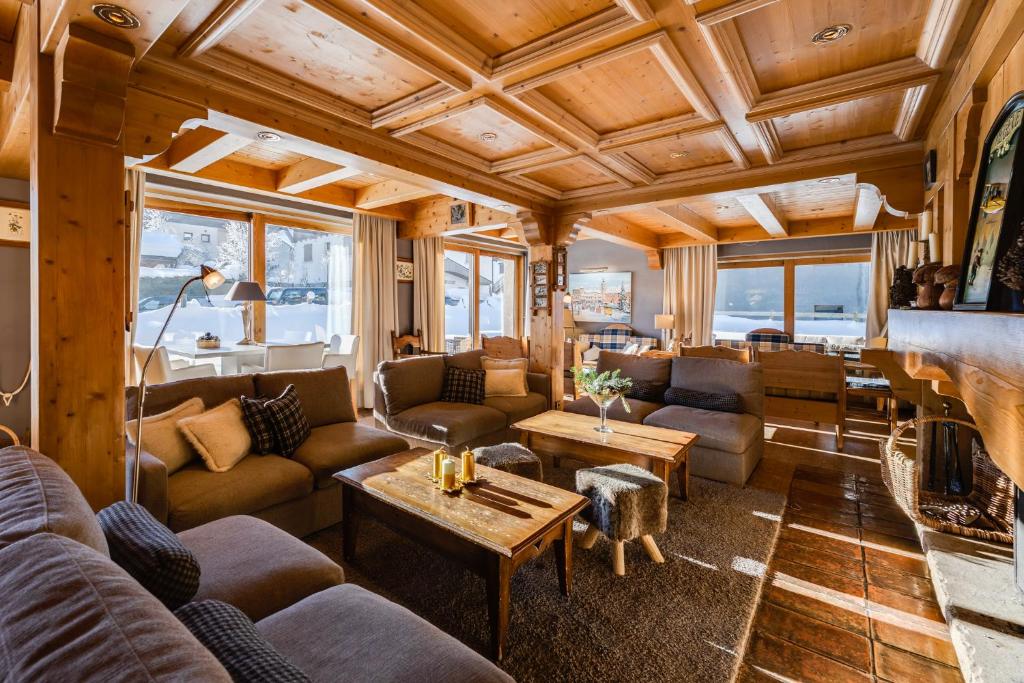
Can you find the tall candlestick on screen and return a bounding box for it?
[461,448,476,483]
[432,448,445,481]
[441,457,456,491]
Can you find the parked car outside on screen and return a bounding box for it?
[266,286,328,305]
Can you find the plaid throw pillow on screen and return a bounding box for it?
[240,395,276,454]
[97,501,200,610]
[664,387,743,414]
[442,367,486,404]
[176,600,310,683]
[626,379,668,402]
[263,385,311,457]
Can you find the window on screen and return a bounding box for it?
[794,261,869,345]
[136,209,248,347]
[200,233,210,243]
[444,246,522,352]
[478,254,518,340]
[444,249,475,353]
[265,224,353,343]
[713,266,785,340]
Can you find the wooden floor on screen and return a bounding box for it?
[738,408,963,682]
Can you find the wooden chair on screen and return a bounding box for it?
[391,329,427,358]
[563,339,583,399]
[481,335,527,359]
[679,345,751,363]
[759,349,846,448]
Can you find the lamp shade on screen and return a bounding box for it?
[200,264,225,289]
[655,313,675,330]
[225,281,266,302]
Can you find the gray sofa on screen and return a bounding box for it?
[127,365,409,535]
[0,446,511,682]
[564,352,764,486]
[374,349,550,451]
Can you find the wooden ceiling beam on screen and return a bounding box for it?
[177,0,266,59]
[596,114,716,154]
[736,192,788,237]
[584,214,661,250]
[40,0,188,58]
[853,185,884,231]
[0,5,29,168]
[514,90,600,149]
[693,0,782,26]
[652,204,718,242]
[275,158,362,194]
[659,213,917,248]
[397,197,512,239]
[166,126,251,173]
[355,179,434,210]
[614,0,655,22]
[370,83,458,129]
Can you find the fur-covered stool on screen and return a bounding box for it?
[576,464,668,576]
[472,443,543,481]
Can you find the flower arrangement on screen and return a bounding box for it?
[572,367,633,433]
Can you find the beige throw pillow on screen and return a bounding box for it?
[125,398,204,475]
[481,356,529,397]
[177,399,252,473]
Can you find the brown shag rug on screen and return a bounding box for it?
[307,462,785,683]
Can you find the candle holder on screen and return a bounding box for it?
[460,448,477,485]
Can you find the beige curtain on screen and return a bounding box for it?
[125,169,145,385]
[413,236,445,353]
[866,228,917,339]
[663,244,718,346]
[354,213,398,409]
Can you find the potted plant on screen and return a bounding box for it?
[571,367,633,433]
[996,223,1024,311]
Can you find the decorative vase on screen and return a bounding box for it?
[589,392,620,433]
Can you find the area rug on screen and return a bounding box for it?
[307,463,786,683]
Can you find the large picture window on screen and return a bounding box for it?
[444,246,522,352]
[713,266,785,340]
[136,209,248,346]
[794,261,869,345]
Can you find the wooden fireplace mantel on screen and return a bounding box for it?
[881,309,1024,488]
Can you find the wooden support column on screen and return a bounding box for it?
[30,16,134,509]
[250,213,267,342]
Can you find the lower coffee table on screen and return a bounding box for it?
[513,410,698,500]
[334,448,588,661]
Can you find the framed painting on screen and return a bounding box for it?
[0,201,29,246]
[956,93,1024,310]
[396,257,413,283]
[568,271,632,323]
[450,200,472,228]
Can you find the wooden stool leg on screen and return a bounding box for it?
[612,541,625,576]
[580,523,600,550]
[640,535,664,563]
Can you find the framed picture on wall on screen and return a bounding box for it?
[396,257,414,283]
[531,260,551,312]
[554,246,567,290]
[956,92,1024,310]
[450,200,472,228]
[0,200,28,245]
[568,271,633,323]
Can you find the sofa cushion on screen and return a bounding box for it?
[178,399,252,473]
[563,396,663,425]
[0,533,230,682]
[176,600,310,683]
[130,374,256,420]
[292,422,409,489]
[445,348,487,370]
[178,515,345,621]
[241,394,277,454]
[663,387,743,414]
[670,356,764,418]
[481,356,529,397]
[441,366,486,405]
[97,501,200,610]
[263,385,312,457]
[167,455,314,532]
[644,405,761,454]
[597,351,671,385]
[257,584,512,683]
[484,392,548,425]
[377,355,446,416]
[388,402,507,447]
[626,379,669,403]
[256,366,356,428]
[0,446,108,555]
[126,397,205,474]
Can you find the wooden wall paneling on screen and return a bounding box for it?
[250,212,266,343]
[177,0,267,58]
[31,7,129,508]
[166,126,251,173]
[276,158,362,194]
[736,192,788,237]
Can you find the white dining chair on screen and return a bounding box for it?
[133,345,217,385]
[242,342,326,373]
[322,335,359,377]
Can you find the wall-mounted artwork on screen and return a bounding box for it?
[1,202,28,244]
[568,271,632,323]
[396,257,413,283]
[450,200,472,228]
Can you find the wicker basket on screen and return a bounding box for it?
[880,416,1014,545]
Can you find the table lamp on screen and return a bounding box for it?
[131,265,224,502]
[225,281,266,345]
[655,313,675,352]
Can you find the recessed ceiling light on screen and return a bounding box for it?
[479,131,498,143]
[818,176,842,184]
[670,151,690,158]
[256,131,282,142]
[812,24,851,45]
[716,205,729,211]
[497,204,512,211]
[92,3,141,28]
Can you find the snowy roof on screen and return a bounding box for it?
[142,232,183,258]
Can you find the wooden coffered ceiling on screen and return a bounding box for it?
[2,0,987,246]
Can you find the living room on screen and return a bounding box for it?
[1,0,1023,681]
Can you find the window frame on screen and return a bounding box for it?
[443,242,524,348]
[716,253,870,339]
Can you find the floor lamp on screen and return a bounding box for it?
[655,313,675,352]
[130,265,224,503]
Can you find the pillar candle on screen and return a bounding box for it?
[919,210,932,240]
[928,232,941,263]
[432,448,445,481]
[461,449,476,483]
[441,457,456,490]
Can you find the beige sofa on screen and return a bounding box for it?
[127,365,409,534]
[0,446,510,681]
[374,349,550,451]
[564,352,764,486]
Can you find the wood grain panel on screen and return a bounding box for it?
[521,157,619,191]
[734,0,932,92]
[218,0,437,109]
[228,140,306,170]
[419,106,554,162]
[774,91,904,152]
[623,130,733,174]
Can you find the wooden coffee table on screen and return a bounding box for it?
[333,448,588,661]
[513,410,698,500]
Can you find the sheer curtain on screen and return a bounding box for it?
[663,244,718,346]
[413,236,445,353]
[353,214,398,408]
[326,236,354,338]
[124,169,145,384]
[866,228,917,339]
